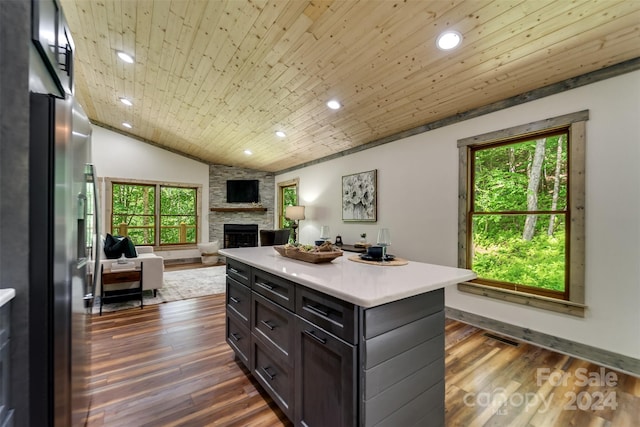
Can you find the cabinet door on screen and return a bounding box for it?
[295,317,357,427]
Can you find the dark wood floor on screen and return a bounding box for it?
[89,294,290,426]
[88,286,639,426]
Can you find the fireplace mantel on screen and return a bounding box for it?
[210,207,267,212]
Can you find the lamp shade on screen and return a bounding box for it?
[285,205,305,221]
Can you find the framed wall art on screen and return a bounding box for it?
[342,169,377,222]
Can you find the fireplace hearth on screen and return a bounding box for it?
[224,224,258,248]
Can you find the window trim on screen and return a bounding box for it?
[105,177,202,249]
[457,110,588,317]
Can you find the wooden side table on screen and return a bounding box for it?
[100,262,144,315]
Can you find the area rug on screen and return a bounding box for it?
[93,265,227,314]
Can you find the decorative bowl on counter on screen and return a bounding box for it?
[273,245,343,264]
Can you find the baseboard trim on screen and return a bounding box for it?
[163,257,202,266]
[445,307,640,377]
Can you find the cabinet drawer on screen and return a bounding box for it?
[252,293,294,362]
[253,339,294,419]
[296,286,358,344]
[226,277,251,325]
[226,313,250,369]
[252,270,295,311]
[226,258,251,286]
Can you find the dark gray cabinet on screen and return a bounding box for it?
[225,261,252,370]
[250,291,296,419]
[251,293,295,360]
[251,337,294,419]
[295,316,356,427]
[224,259,446,427]
[0,302,13,427]
[226,258,251,286]
[226,310,251,368]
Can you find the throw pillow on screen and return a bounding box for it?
[104,234,138,259]
[123,236,138,258]
[104,233,125,259]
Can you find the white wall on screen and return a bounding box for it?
[276,71,640,359]
[91,126,210,260]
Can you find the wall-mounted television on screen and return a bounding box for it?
[226,179,259,203]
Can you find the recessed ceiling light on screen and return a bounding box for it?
[327,100,341,110]
[119,97,133,106]
[436,30,462,50]
[275,131,286,138]
[122,122,132,129]
[117,51,134,63]
[244,149,253,155]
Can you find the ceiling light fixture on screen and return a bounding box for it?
[436,30,462,50]
[275,131,286,137]
[117,51,134,63]
[119,97,133,106]
[122,122,132,129]
[244,149,253,155]
[327,100,341,110]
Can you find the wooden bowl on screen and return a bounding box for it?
[273,245,343,263]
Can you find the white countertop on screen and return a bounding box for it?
[219,247,476,308]
[0,288,16,308]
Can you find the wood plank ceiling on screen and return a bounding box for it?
[59,0,640,172]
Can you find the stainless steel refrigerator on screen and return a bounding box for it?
[29,93,99,427]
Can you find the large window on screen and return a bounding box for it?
[108,179,200,247]
[470,131,568,298]
[160,186,197,245]
[458,111,587,316]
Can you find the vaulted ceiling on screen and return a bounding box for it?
[59,0,640,172]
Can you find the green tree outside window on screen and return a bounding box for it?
[112,182,197,246]
[470,131,568,296]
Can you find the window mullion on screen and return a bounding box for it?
[156,184,161,246]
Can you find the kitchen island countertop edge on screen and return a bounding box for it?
[219,246,476,308]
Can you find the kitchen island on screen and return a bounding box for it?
[220,246,476,427]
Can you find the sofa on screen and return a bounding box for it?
[94,244,165,297]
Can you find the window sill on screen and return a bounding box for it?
[457,281,586,317]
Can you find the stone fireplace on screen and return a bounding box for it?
[208,164,276,246]
[223,224,259,248]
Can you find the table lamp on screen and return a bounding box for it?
[285,205,305,243]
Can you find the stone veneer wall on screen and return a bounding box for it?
[209,164,275,245]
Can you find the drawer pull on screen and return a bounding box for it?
[228,267,239,274]
[230,333,241,342]
[261,320,275,330]
[262,366,276,380]
[256,281,274,291]
[229,296,240,304]
[307,304,330,318]
[303,329,327,345]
